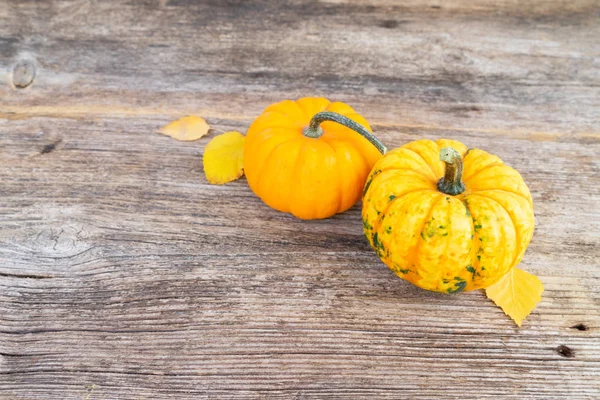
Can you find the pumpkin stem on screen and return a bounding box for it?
[438,147,465,195]
[303,111,387,154]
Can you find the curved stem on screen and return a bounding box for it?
[303,111,387,154]
[437,147,465,195]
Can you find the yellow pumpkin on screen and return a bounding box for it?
[362,139,534,293]
[244,97,386,220]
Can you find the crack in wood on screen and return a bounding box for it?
[40,139,63,154]
[0,272,54,279]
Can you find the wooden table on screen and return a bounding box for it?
[1,1,599,398]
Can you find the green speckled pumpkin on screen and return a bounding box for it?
[362,139,534,293]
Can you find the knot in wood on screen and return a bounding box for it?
[13,60,36,89]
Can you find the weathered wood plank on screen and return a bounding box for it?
[1,0,599,399]
[1,0,599,134]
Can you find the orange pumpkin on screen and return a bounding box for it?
[362,139,535,293]
[244,97,386,219]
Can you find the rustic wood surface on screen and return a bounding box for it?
[1,0,599,399]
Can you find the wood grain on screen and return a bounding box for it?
[1,0,599,399]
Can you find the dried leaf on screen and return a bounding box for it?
[485,268,544,327]
[158,116,210,141]
[203,131,245,185]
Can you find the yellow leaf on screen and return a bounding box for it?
[203,131,245,185]
[158,116,210,141]
[485,268,544,327]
